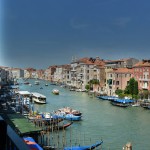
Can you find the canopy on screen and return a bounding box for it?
[113,99,134,103]
[23,137,43,150]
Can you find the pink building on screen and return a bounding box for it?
[107,68,133,95]
[133,60,150,91]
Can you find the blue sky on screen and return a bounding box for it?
[1,0,150,69]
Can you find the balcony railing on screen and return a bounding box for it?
[139,78,150,81]
[0,116,30,150]
[142,86,148,89]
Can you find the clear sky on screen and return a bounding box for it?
[1,0,150,69]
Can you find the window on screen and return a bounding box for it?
[116,81,119,85]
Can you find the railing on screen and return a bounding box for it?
[0,116,29,150]
[139,78,150,81]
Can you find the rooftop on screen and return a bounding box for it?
[7,113,42,135]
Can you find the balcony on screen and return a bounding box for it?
[142,86,148,89]
[71,69,76,72]
[139,78,150,81]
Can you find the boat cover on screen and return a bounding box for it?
[113,99,134,103]
[23,137,43,150]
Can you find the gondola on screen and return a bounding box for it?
[64,140,103,150]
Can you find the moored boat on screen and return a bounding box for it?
[23,137,43,150]
[64,140,103,150]
[110,99,134,107]
[31,92,46,104]
[132,103,140,107]
[58,107,82,116]
[65,114,81,121]
[97,95,118,101]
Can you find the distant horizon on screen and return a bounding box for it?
[0,56,144,70]
[1,0,150,69]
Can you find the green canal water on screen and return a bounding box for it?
[19,79,150,150]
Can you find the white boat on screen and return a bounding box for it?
[132,103,140,107]
[52,89,59,95]
[34,80,40,85]
[18,91,31,100]
[31,92,46,104]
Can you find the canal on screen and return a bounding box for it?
[19,79,150,150]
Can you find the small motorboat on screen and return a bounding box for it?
[45,84,48,86]
[52,89,59,95]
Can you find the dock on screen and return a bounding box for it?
[7,113,42,137]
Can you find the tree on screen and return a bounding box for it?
[134,81,138,95]
[115,89,123,95]
[88,79,100,90]
[129,78,135,98]
[126,78,139,99]
[85,84,90,91]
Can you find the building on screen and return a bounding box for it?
[70,57,105,91]
[105,58,139,95]
[53,65,70,83]
[0,68,8,86]
[106,68,133,96]
[133,59,150,91]
[24,68,36,78]
[11,68,24,79]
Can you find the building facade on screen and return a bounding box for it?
[106,68,133,95]
[133,60,150,91]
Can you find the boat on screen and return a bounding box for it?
[40,87,43,89]
[31,92,46,104]
[65,114,81,121]
[132,103,140,107]
[46,122,72,131]
[58,107,82,116]
[64,140,103,150]
[18,91,31,104]
[76,89,86,92]
[23,137,43,150]
[110,99,134,107]
[29,84,32,86]
[34,80,40,85]
[24,82,30,85]
[45,83,48,86]
[97,96,118,101]
[52,89,59,95]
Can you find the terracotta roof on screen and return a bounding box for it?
[105,58,132,63]
[133,60,150,67]
[77,57,105,66]
[108,68,133,74]
[24,68,36,71]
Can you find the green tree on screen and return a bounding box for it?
[115,89,123,95]
[134,81,138,95]
[126,78,138,99]
[129,78,135,98]
[124,85,130,94]
[88,79,100,90]
[85,84,90,91]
